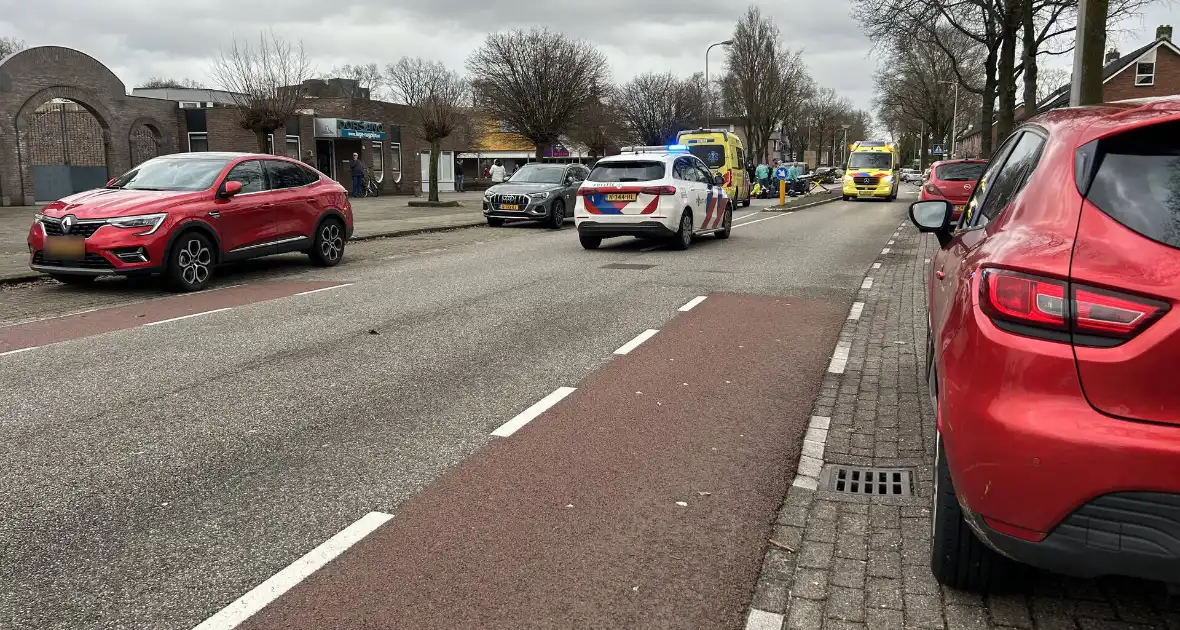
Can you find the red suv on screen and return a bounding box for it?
[920,159,987,221]
[27,152,353,291]
[911,97,1180,590]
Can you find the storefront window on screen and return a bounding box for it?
[188,132,208,152]
[285,136,300,160]
[371,141,384,182]
[389,143,402,174]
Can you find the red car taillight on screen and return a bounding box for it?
[980,269,1169,344]
[641,185,676,195]
[924,183,940,195]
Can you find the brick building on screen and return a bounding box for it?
[958,25,1179,158]
[0,46,470,205]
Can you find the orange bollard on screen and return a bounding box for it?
[779,180,786,206]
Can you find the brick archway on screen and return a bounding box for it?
[15,86,116,203]
[0,46,178,205]
[128,116,166,168]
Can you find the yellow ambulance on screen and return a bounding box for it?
[675,129,752,207]
[841,140,900,201]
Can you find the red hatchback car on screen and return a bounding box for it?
[911,97,1180,591]
[28,152,353,291]
[920,159,987,220]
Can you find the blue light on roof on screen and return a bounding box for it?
[668,144,688,152]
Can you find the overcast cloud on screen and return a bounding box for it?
[0,0,1174,118]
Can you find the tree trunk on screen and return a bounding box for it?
[1021,0,1038,120]
[981,46,999,156]
[996,0,1022,141]
[255,129,268,153]
[534,144,545,161]
[428,139,441,203]
[1078,0,1109,105]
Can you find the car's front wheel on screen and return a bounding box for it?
[166,231,215,292]
[309,218,345,267]
[50,274,95,286]
[548,200,566,230]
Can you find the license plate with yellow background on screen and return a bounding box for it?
[605,193,637,202]
[499,204,520,211]
[44,236,85,259]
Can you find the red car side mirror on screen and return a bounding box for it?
[105,178,117,187]
[221,181,243,198]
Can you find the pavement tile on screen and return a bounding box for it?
[904,593,946,629]
[751,578,791,614]
[825,586,866,623]
[829,557,866,589]
[787,597,825,630]
[798,540,835,570]
[944,604,989,630]
[866,608,905,630]
[866,551,902,578]
[793,567,830,600]
[866,577,903,611]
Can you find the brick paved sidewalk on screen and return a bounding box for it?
[744,220,1180,630]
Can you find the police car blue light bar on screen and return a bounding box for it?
[667,144,688,152]
[620,145,689,154]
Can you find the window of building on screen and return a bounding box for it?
[1136,61,1156,86]
[188,132,209,152]
[285,136,300,160]
[179,101,202,109]
[370,141,384,182]
[389,142,402,175]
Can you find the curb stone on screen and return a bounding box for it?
[762,194,840,213]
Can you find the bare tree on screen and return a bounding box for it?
[1035,66,1070,104]
[468,28,609,160]
[386,57,470,203]
[568,86,626,160]
[0,36,27,59]
[721,5,812,161]
[138,77,208,89]
[329,63,384,99]
[209,31,313,153]
[616,73,704,145]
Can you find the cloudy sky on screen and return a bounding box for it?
[0,0,1174,117]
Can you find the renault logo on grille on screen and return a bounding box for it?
[60,214,76,234]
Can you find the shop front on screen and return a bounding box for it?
[312,117,389,187]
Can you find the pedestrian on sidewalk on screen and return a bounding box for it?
[755,161,770,194]
[455,157,465,192]
[490,160,506,183]
[350,152,365,197]
[303,150,316,168]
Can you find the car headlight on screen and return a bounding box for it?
[33,213,44,222]
[843,175,854,183]
[882,175,894,183]
[107,213,167,235]
[484,190,496,198]
[529,191,550,200]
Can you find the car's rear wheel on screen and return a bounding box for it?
[741,195,751,208]
[716,205,732,240]
[487,217,505,227]
[578,232,601,250]
[50,274,95,286]
[673,211,693,250]
[166,231,215,292]
[548,200,566,230]
[309,218,345,267]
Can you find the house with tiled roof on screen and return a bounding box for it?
[957,24,1178,158]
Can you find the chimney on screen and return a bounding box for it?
[1105,48,1121,64]
[1158,25,1173,42]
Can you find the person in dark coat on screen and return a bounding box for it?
[350,152,365,197]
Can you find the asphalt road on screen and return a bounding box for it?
[0,196,907,629]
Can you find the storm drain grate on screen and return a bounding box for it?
[821,466,915,496]
[601,263,655,270]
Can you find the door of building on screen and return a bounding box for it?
[316,139,335,180]
[420,150,455,194]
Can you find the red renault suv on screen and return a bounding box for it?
[27,152,353,291]
[920,159,987,221]
[911,97,1180,590]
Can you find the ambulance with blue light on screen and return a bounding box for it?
[574,144,732,250]
[675,129,752,208]
[841,140,900,201]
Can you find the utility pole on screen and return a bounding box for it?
[705,40,733,129]
[841,124,850,167]
[1071,0,1109,106]
[941,81,960,158]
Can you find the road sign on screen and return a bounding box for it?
[775,167,788,180]
[931,143,946,156]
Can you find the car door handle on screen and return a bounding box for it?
[207,211,220,218]
[304,196,316,203]
[935,271,945,280]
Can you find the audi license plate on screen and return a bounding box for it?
[605,193,637,202]
[44,236,85,260]
[500,204,521,211]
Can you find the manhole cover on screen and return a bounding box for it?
[820,466,914,496]
[601,263,655,270]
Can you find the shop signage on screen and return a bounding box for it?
[313,118,387,141]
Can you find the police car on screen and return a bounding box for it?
[574,145,732,250]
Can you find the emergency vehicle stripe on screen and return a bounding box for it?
[702,187,715,229]
[640,197,660,215]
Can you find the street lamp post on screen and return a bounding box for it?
[705,40,733,129]
[940,81,960,158]
[840,124,850,167]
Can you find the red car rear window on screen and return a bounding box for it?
[935,162,986,182]
[1085,119,1180,249]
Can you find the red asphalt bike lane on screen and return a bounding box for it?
[0,281,350,354]
[235,293,845,630]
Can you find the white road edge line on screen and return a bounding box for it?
[144,308,232,327]
[295,283,355,297]
[191,511,393,630]
[848,302,865,321]
[746,609,786,630]
[679,296,708,312]
[614,329,659,355]
[491,387,577,438]
[827,343,851,374]
[732,213,787,228]
[0,347,36,357]
[872,262,882,269]
[881,247,891,254]
[862,277,874,290]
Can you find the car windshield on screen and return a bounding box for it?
[936,162,986,182]
[588,161,666,182]
[848,152,893,169]
[687,144,725,168]
[110,157,229,191]
[508,165,565,184]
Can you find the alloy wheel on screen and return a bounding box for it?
[177,238,212,286]
[681,215,692,246]
[320,223,344,262]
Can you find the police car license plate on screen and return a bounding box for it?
[500,204,521,211]
[44,236,85,259]
[605,193,637,202]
